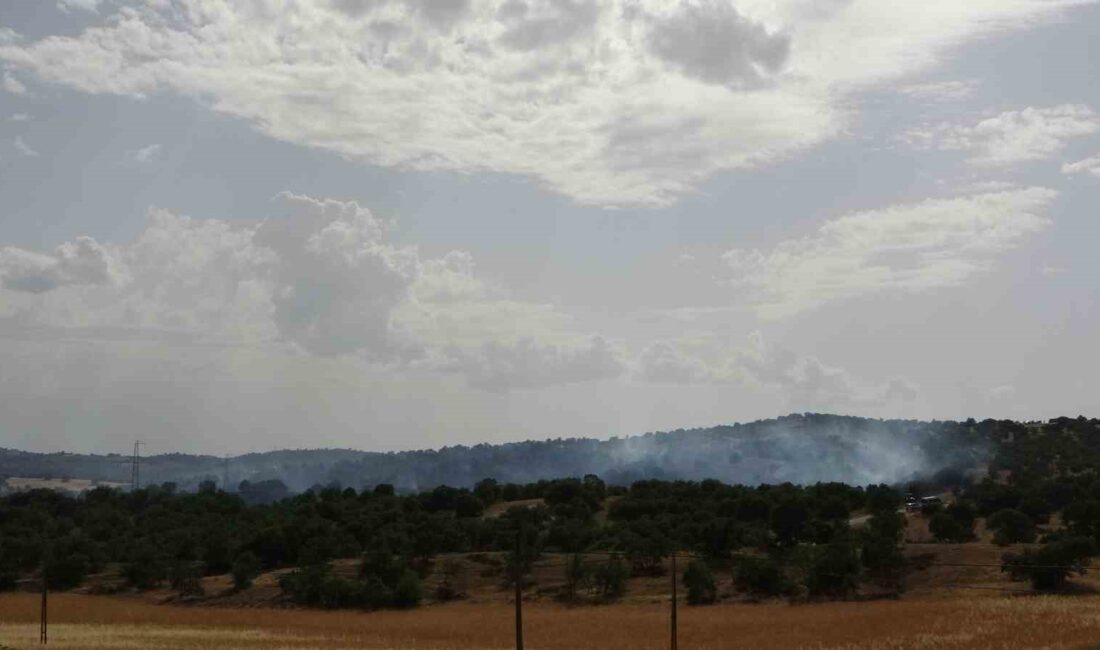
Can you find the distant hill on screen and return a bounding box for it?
[0,414,999,493]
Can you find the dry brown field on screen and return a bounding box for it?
[2,478,127,495]
[4,591,1100,649]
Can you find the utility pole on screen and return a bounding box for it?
[670,554,678,650]
[130,441,144,492]
[514,529,524,650]
[40,557,48,644]
[223,454,230,492]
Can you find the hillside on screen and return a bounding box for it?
[0,413,993,493]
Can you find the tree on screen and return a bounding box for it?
[124,542,168,590]
[806,541,861,598]
[769,498,810,546]
[1003,537,1096,590]
[473,478,500,505]
[987,509,1036,546]
[1062,500,1100,540]
[861,510,905,588]
[169,561,205,597]
[593,554,628,600]
[735,556,786,598]
[683,560,717,605]
[563,553,591,601]
[929,503,976,543]
[818,497,850,521]
[45,551,90,591]
[391,569,422,608]
[231,551,261,591]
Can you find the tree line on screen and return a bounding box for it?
[1,416,1098,607]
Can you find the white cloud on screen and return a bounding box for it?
[1062,153,1100,178]
[253,192,421,359]
[0,192,620,389]
[903,105,1100,166]
[9,113,30,122]
[57,0,102,12]
[722,187,1057,317]
[900,79,976,103]
[636,331,917,409]
[0,0,1088,206]
[2,71,27,95]
[130,143,161,164]
[645,1,790,87]
[444,335,624,391]
[13,136,39,157]
[0,237,126,294]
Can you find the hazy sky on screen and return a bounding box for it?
[0,0,1097,455]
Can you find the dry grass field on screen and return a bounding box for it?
[2,477,126,495]
[4,592,1100,649]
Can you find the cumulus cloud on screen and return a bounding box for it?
[0,0,1087,206]
[0,237,124,294]
[496,0,601,51]
[13,136,38,157]
[646,1,789,87]
[253,192,420,359]
[2,71,27,95]
[903,105,1100,166]
[637,332,917,409]
[721,187,1057,317]
[57,0,102,12]
[445,335,624,390]
[0,193,619,389]
[1062,153,1100,178]
[130,143,161,164]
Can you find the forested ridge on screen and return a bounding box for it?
[0,416,1098,609]
[1,413,990,492]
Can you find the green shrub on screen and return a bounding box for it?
[1003,537,1096,590]
[805,542,860,598]
[735,556,786,598]
[169,561,205,597]
[929,503,976,543]
[683,560,717,605]
[231,551,261,591]
[987,509,1036,546]
[391,570,422,608]
[593,554,628,600]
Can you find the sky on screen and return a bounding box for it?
[0,0,1097,455]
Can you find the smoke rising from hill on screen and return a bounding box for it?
[0,414,989,494]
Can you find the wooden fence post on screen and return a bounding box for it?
[40,564,48,645]
[670,554,678,650]
[515,529,524,650]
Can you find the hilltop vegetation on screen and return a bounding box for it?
[1,413,989,493]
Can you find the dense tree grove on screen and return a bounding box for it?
[0,416,1098,607]
[0,475,902,606]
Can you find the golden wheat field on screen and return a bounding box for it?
[3,593,1100,649]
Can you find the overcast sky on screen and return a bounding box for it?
[0,0,1097,455]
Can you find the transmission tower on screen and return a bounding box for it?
[130,441,144,492]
